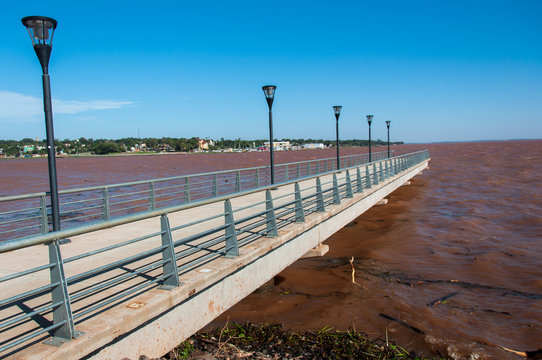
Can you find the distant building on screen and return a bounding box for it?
[158,144,175,152]
[263,141,290,151]
[23,145,35,153]
[303,143,325,149]
[198,139,209,150]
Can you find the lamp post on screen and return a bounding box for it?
[22,16,78,344]
[366,115,373,162]
[333,106,342,170]
[22,16,61,233]
[262,85,277,185]
[386,120,391,158]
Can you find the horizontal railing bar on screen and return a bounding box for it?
[177,250,224,274]
[0,319,67,354]
[0,282,59,308]
[0,206,42,216]
[0,301,61,331]
[70,259,167,302]
[231,199,267,214]
[107,189,150,200]
[0,224,42,235]
[0,263,54,283]
[67,245,167,284]
[170,213,224,233]
[59,213,101,224]
[73,276,165,321]
[173,224,230,247]
[63,230,163,264]
[59,196,102,207]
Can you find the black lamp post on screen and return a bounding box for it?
[22,16,78,344]
[386,120,391,158]
[333,106,342,170]
[262,85,277,185]
[366,115,373,162]
[22,16,61,232]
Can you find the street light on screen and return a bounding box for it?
[262,85,276,185]
[333,106,342,170]
[22,16,61,232]
[366,115,373,162]
[22,15,78,344]
[386,120,391,158]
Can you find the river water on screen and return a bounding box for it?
[1,140,540,359]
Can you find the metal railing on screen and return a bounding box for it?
[0,150,429,357]
[0,151,392,242]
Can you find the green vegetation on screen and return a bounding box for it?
[171,322,441,359]
[0,137,403,157]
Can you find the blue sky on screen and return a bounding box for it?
[0,0,541,143]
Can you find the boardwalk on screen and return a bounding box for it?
[0,150,429,359]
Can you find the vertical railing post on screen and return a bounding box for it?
[285,164,289,181]
[356,167,363,193]
[149,182,156,211]
[44,241,78,345]
[308,161,312,176]
[385,161,390,179]
[316,177,326,212]
[365,165,371,189]
[255,168,260,188]
[296,163,301,179]
[213,174,218,197]
[159,214,180,289]
[184,177,191,203]
[224,199,239,258]
[373,163,379,185]
[102,187,110,220]
[316,161,320,174]
[345,170,353,198]
[379,162,384,182]
[265,190,278,237]
[294,182,305,223]
[40,195,49,233]
[333,173,341,205]
[235,171,241,192]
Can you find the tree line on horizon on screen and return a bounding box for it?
[0,137,403,157]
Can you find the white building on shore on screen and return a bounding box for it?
[303,143,325,149]
[263,141,291,151]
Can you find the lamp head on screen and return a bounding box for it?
[22,16,57,74]
[366,115,373,125]
[262,85,276,109]
[386,120,391,128]
[333,106,342,120]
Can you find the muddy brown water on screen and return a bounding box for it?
[1,141,540,359]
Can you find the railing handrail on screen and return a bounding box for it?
[0,150,392,201]
[0,150,428,254]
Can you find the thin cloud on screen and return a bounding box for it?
[0,90,134,121]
